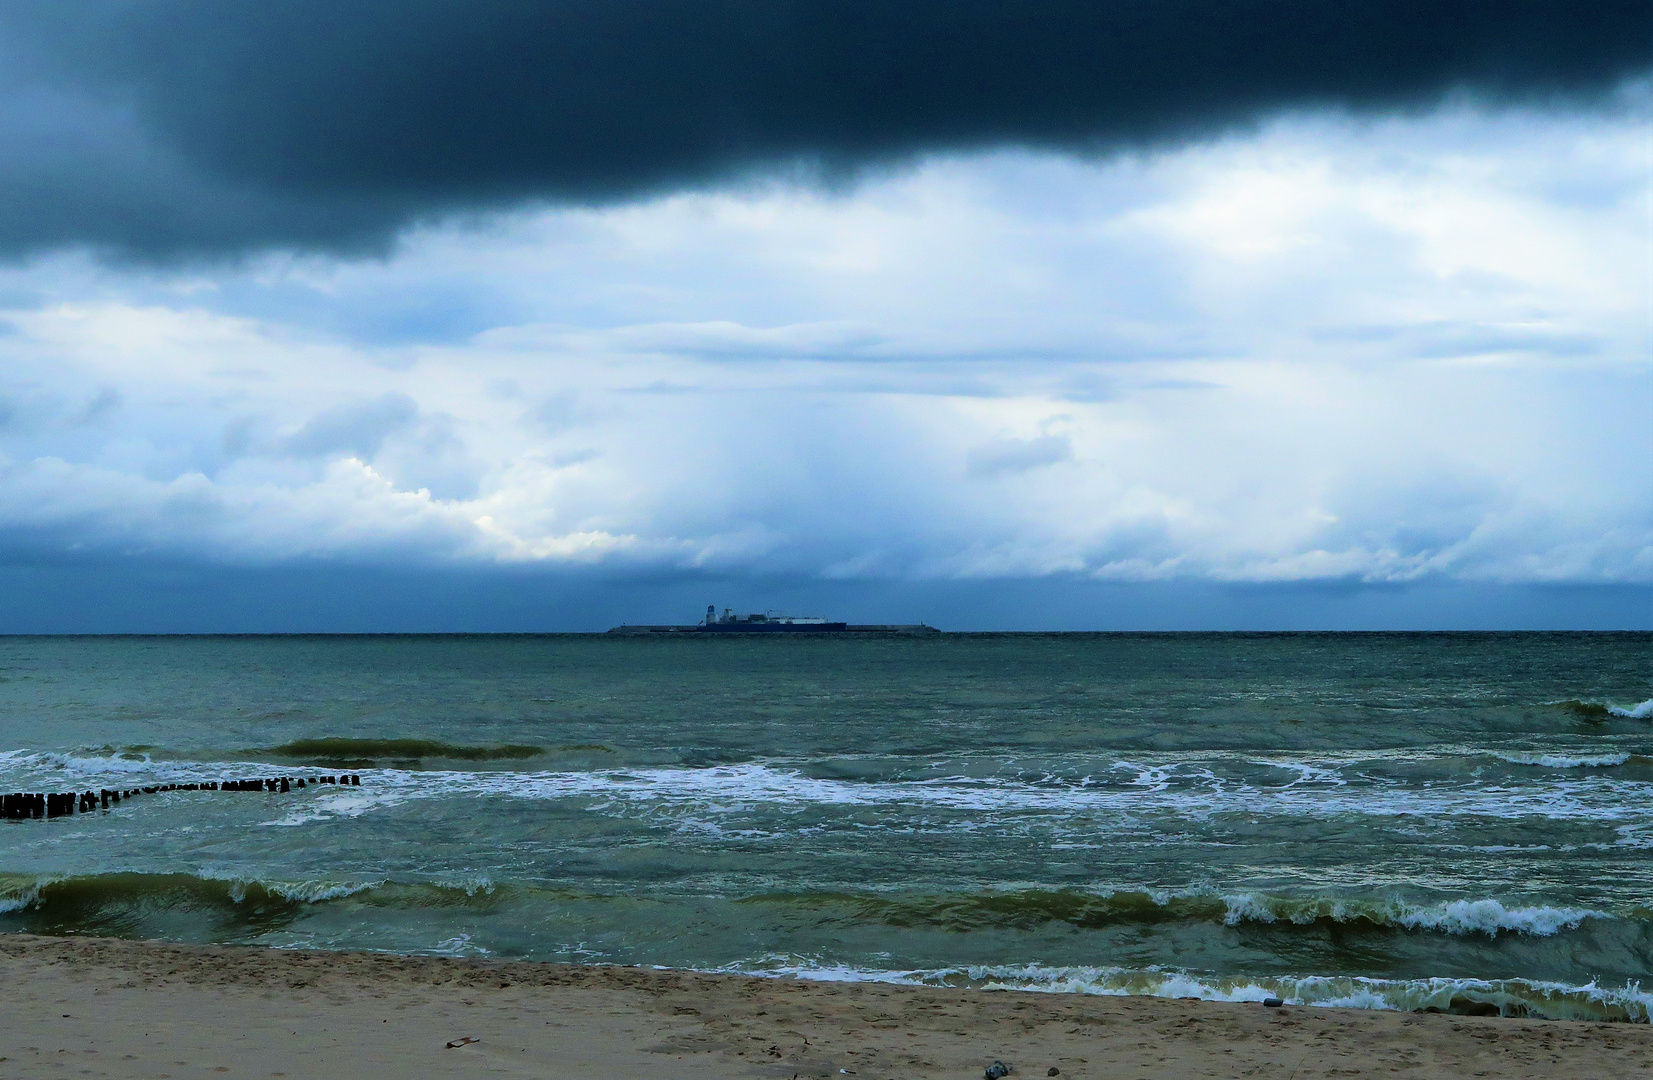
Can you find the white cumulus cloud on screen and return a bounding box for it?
[0,102,1646,590]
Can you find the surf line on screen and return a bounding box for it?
[0,774,362,820]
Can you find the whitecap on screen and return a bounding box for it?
[1215,893,1606,936]
[2,752,1651,834]
[0,883,43,913]
[191,869,382,904]
[724,960,1652,1022]
[1394,899,1602,936]
[1495,751,1632,768]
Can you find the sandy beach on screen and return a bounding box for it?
[0,935,1645,1079]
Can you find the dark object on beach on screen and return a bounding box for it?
[1263,997,1284,1007]
[445,1036,479,1048]
[1048,1069,1061,1076]
[986,1062,1011,1079]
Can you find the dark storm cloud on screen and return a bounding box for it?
[0,0,1646,259]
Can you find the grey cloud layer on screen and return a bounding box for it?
[0,104,1645,590]
[2,0,1648,258]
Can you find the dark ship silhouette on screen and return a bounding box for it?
[608,606,939,635]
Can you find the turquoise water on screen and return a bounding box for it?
[0,632,1648,1020]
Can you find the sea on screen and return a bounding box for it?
[0,632,1648,1021]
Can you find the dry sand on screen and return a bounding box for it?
[0,934,1647,1079]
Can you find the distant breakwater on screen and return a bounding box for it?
[1,774,361,820]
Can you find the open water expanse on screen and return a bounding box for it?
[0,632,1648,1020]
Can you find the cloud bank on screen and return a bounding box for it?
[0,6,1645,628]
[0,108,1646,602]
[0,0,1647,257]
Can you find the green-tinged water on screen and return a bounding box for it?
[0,633,1648,1019]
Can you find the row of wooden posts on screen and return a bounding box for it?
[1,774,363,820]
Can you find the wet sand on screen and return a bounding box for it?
[0,934,1647,1079]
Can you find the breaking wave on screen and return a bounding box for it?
[0,874,1622,941]
[1494,750,1634,768]
[744,888,1617,938]
[0,872,1643,1021]
[264,738,544,764]
[746,961,1652,1023]
[1553,698,1653,720]
[3,754,1651,833]
[0,871,519,938]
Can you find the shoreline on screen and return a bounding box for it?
[0,935,1648,1078]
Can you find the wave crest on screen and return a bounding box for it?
[743,888,1615,937]
[1226,895,1602,936]
[1553,698,1653,720]
[746,962,1651,1023]
[0,871,514,939]
[1495,750,1633,768]
[264,738,544,764]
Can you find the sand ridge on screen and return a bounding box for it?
[0,934,1648,1078]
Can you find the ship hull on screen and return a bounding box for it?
[607,623,938,635]
[695,622,849,633]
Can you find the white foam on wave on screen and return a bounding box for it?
[1611,698,1653,719]
[730,960,1653,1022]
[1217,893,1605,936]
[1246,759,1348,786]
[3,750,1651,833]
[0,870,383,911]
[0,750,345,786]
[0,751,416,825]
[1615,823,1653,849]
[428,933,491,957]
[191,869,383,904]
[260,787,415,827]
[390,758,1653,830]
[1395,899,1601,936]
[1495,751,1632,768]
[13,751,167,776]
[0,884,42,913]
[434,875,496,896]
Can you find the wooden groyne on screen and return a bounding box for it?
[1,774,362,820]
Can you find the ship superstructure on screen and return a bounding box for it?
[607,606,939,635]
[697,606,847,632]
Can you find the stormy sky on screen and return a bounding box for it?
[0,1,1647,630]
